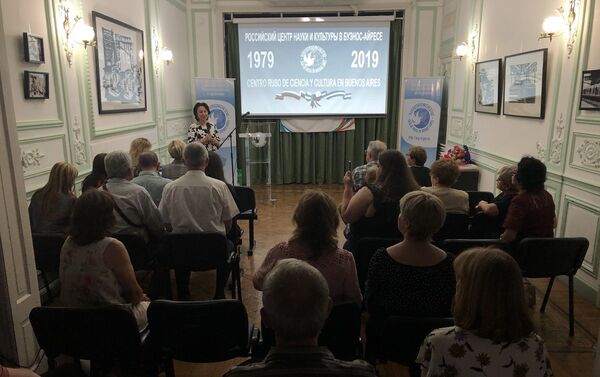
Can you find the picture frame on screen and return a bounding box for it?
[23,71,49,99]
[475,58,502,114]
[23,32,44,63]
[92,11,147,114]
[579,69,600,111]
[503,48,548,119]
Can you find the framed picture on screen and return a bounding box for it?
[23,32,44,63]
[92,11,147,114]
[503,48,548,119]
[475,58,502,114]
[23,71,49,99]
[580,69,600,111]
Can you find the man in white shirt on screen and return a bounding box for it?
[159,142,239,299]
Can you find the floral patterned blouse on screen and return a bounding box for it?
[417,326,553,377]
[187,122,220,151]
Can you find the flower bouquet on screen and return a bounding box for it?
[442,145,472,165]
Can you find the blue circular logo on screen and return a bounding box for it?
[209,104,230,132]
[408,103,434,133]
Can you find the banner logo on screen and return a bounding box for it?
[208,103,231,132]
[300,46,327,73]
[407,103,434,133]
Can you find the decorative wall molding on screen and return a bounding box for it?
[71,115,87,165]
[167,117,191,138]
[576,139,600,169]
[20,149,46,169]
[191,9,214,77]
[449,117,463,139]
[19,134,68,180]
[561,195,600,278]
[548,112,565,164]
[570,132,600,173]
[536,141,547,161]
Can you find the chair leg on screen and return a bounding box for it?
[165,358,175,377]
[247,219,255,256]
[236,262,243,303]
[569,275,575,337]
[540,277,555,313]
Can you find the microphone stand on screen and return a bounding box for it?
[218,112,249,185]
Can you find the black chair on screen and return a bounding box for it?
[234,186,258,256]
[166,233,242,300]
[383,316,454,376]
[147,299,254,377]
[111,233,154,271]
[451,168,479,191]
[356,237,402,292]
[467,191,494,216]
[433,213,470,242]
[29,305,151,377]
[32,233,66,305]
[441,238,510,257]
[517,237,589,337]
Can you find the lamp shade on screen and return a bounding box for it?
[542,16,563,34]
[455,42,469,58]
[72,21,95,44]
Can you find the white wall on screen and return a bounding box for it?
[443,0,600,304]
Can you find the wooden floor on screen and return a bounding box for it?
[173,184,598,377]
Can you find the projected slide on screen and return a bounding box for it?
[237,21,390,117]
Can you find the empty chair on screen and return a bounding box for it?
[32,233,66,304]
[234,186,258,256]
[432,213,470,242]
[517,237,589,336]
[29,305,151,377]
[147,299,253,377]
[466,191,494,216]
[441,238,510,257]
[355,237,402,292]
[111,233,154,271]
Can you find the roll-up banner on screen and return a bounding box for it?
[400,77,443,168]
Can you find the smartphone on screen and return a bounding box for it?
[346,160,352,172]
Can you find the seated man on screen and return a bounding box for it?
[352,140,387,192]
[159,143,239,299]
[406,145,432,187]
[132,151,172,206]
[224,259,376,377]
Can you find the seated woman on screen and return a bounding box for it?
[161,139,188,180]
[81,153,107,192]
[417,247,553,377]
[406,145,431,187]
[471,165,518,238]
[28,162,78,234]
[342,150,419,253]
[501,156,556,245]
[59,189,149,331]
[422,158,469,214]
[129,137,152,177]
[254,190,362,307]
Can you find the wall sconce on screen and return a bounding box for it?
[454,24,479,66]
[159,47,174,65]
[454,42,469,60]
[539,0,579,58]
[59,3,96,67]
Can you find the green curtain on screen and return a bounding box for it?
[225,20,403,184]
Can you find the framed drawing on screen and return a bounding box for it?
[503,48,547,119]
[580,69,600,111]
[24,71,49,99]
[23,32,44,63]
[92,11,147,114]
[475,58,502,114]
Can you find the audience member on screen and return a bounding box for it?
[501,156,556,244]
[102,151,164,242]
[365,191,455,358]
[417,248,553,377]
[129,137,152,177]
[422,158,469,214]
[254,190,362,307]
[161,139,188,180]
[351,140,387,192]
[28,162,78,234]
[159,143,239,299]
[81,153,107,192]
[225,259,376,377]
[0,365,40,377]
[406,146,431,187]
[471,165,518,237]
[60,190,149,331]
[132,152,172,206]
[342,150,419,253]
[205,151,242,244]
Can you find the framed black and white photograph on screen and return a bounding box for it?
[475,58,502,114]
[92,11,147,114]
[23,71,49,99]
[23,32,44,63]
[580,69,600,111]
[503,48,548,119]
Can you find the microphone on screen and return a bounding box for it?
[241,111,250,118]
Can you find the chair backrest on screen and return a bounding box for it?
[32,233,66,273]
[111,233,151,270]
[318,302,362,360]
[383,316,454,365]
[233,186,256,213]
[166,233,228,271]
[147,299,250,362]
[433,213,470,242]
[441,239,510,257]
[467,191,494,216]
[356,237,402,292]
[29,305,143,365]
[517,237,589,278]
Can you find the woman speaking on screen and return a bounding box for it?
[188,102,220,151]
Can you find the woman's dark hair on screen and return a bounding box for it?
[376,150,420,201]
[82,153,108,192]
[205,151,226,182]
[193,102,210,122]
[515,156,546,191]
[69,190,116,246]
